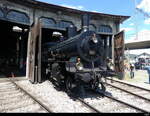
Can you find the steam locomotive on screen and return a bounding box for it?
[41,14,116,96]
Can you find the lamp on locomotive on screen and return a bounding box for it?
[76,57,83,71]
[91,33,98,44]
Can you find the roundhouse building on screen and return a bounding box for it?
[0,0,129,82]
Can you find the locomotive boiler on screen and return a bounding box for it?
[48,31,103,62]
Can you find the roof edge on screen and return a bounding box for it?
[6,0,130,22]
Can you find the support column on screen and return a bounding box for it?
[19,31,26,75]
[16,36,20,66]
[108,35,112,58]
[104,36,108,66]
[19,37,23,70]
[112,35,115,67]
[26,31,31,79]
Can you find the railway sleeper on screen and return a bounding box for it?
[0,87,18,92]
[6,104,46,113]
[0,89,21,96]
[0,95,30,105]
[0,92,25,100]
[0,100,36,112]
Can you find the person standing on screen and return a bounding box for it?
[146,66,150,84]
[106,58,114,71]
[106,58,114,83]
[130,63,134,79]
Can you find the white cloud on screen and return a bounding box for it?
[121,27,134,32]
[92,10,99,13]
[144,18,150,25]
[129,23,134,26]
[61,4,84,10]
[125,29,150,43]
[137,0,150,13]
[126,17,132,22]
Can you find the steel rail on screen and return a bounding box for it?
[8,77,100,113]
[105,82,150,102]
[106,78,150,92]
[77,97,102,113]
[9,78,53,113]
[71,94,101,113]
[96,91,149,113]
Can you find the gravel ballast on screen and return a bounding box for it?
[1,74,150,113]
[16,80,92,113]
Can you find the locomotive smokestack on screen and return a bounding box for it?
[82,14,90,32]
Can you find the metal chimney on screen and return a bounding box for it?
[82,14,90,32]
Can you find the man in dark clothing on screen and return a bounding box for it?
[130,64,134,79]
[146,66,150,84]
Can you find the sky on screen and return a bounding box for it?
[37,0,150,55]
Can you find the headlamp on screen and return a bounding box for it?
[92,34,98,43]
[78,65,83,70]
[76,63,83,70]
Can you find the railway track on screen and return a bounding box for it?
[71,93,102,113]
[105,77,150,100]
[1,77,149,113]
[80,89,148,113]
[70,88,149,113]
[51,76,150,113]
[0,78,101,113]
[0,78,52,113]
[103,77,150,112]
[106,77,150,92]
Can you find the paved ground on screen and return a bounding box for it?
[121,69,150,89]
[125,70,149,83]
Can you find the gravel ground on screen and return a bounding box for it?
[16,80,92,113]
[84,97,138,113]
[124,70,150,89]
[106,79,150,100]
[15,79,143,113]
[0,81,48,113]
[106,86,150,112]
[83,90,139,113]
[1,69,150,113]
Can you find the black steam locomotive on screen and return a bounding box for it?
[41,14,116,96]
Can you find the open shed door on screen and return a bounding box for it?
[26,20,42,83]
[114,31,125,79]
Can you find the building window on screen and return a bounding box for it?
[89,24,96,31]
[98,25,112,33]
[58,21,73,29]
[40,17,56,28]
[0,9,4,18]
[7,10,30,24]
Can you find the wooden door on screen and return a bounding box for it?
[114,31,125,79]
[26,20,41,83]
